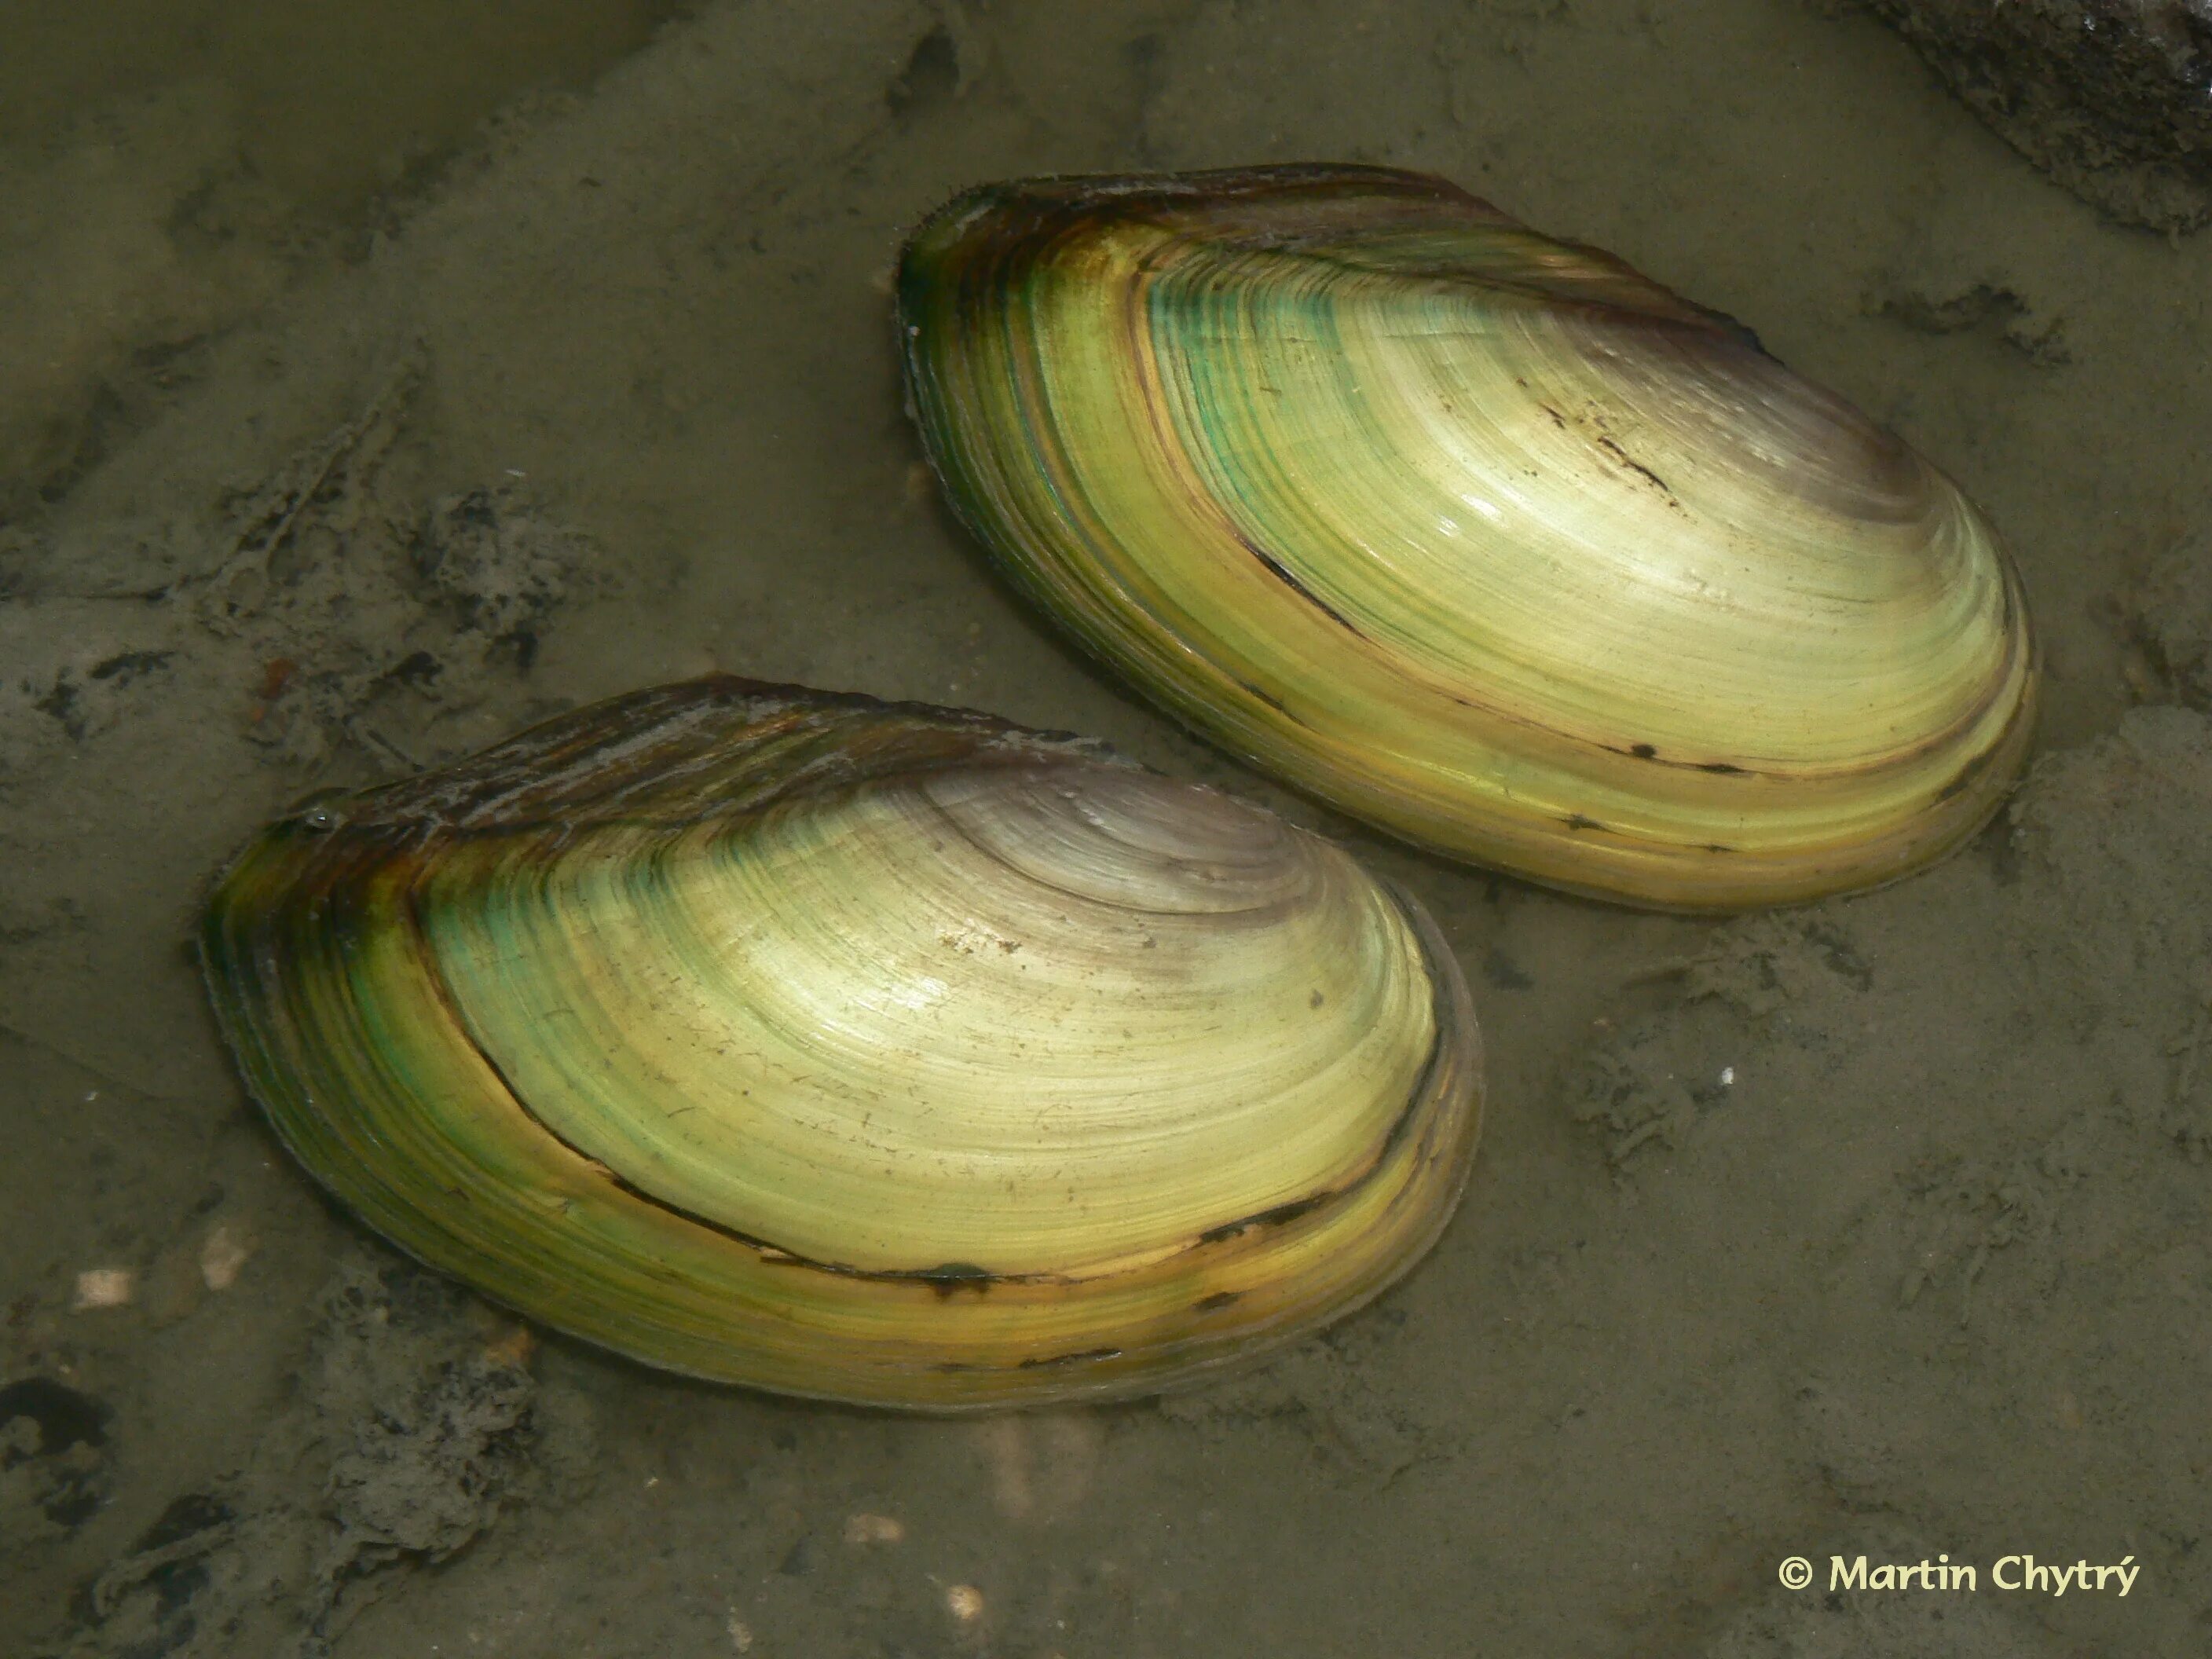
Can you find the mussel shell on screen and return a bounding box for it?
[897,164,2038,910]
[202,678,1481,1408]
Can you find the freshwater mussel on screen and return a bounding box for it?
[898,163,2039,910]
[202,678,1481,1408]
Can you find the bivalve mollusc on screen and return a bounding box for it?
[201,678,1481,1409]
[897,164,2038,910]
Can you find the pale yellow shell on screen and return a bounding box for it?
[899,165,2038,909]
[202,679,1481,1408]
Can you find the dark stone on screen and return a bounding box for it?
[887,26,961,117]
[1483,947,1535,991]
[0,1376,111,1465]
[1870,0,2212,232]
[134,1492,235,1554]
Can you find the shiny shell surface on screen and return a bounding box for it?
[201,678,1481,1408]
[897,163,2038,910]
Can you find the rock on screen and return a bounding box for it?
[57,1250,589,1659]
[2119,537,2212,708]
[1870,0,2212,233]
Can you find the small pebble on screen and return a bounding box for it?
[73,1268,135,1309]
[481,1324,537,1369]
[200,1222,255,1290]
[844,1511,905,1544]
[725,1613,754,1652]
[945,1584,985,1624]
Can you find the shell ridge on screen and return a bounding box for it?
[397,843,1101,1294]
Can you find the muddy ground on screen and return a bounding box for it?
[5,2,2210,1654]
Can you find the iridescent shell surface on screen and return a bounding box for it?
[202,678,1481,1409]
[898,164,2038,910]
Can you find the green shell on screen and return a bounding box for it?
[898,164,2038,910]
[202,678,1481,1409]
